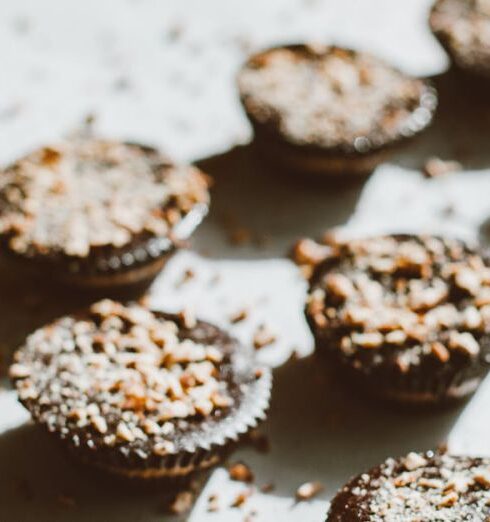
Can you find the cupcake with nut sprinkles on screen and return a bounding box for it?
[10,300,271,480]
[327,450,490,521]
[0,138,209,292]
[294,234,490,405]
[238,44,436,177]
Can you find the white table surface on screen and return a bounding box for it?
[2,0,490,520]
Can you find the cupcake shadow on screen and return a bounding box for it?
[396,69,490,171]
[232,354,469,501]
[0,422,204,521]
[194,143,367,260]
[0,258,154,379]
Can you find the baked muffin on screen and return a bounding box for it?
[0,139,209,291]
[327,451,490,521]
[295,234,490,404]
[9,300,271,479]
[238,44,437,177]
[430,0,490,79]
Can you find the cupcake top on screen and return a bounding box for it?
[301,235,490,373]
[328,451,490,521]
[10,300,269,460]
[430,0,490,76]
[238,45,436,153]
[0,139,209,259]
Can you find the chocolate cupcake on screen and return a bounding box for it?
[0,139,210,291]
[327,451,490,521]
[430,0,490,79]
[296,234,490,404]
[238,45,437,177]
[9,300,271,479]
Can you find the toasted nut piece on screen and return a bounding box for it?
[325,273,355,300]
[230,309,248,324]
[230,488,253,508]
[463,307,482,329]
[431,342,450,363]
[116,422,135,442]
[423,157,461,179]
[260,482,275,493]
[169,491,194,515]
[253,324,276,349]
[449,331,480,356]
[153,440,176,456]
[351,332,383,349]
[385,330,407,345]
[9,364,31,379]
[229,462,254,483]
[402,452,428,471]
[295,481,324,501]
[455,268,481,296]
[207,493,220,512]
[474,470,490,488]
[438,491,458,508]
[178,308,197,329]
[418,477,444,489]
[91,415,108,434]
[292,238,331,266]
[344,305,371,326]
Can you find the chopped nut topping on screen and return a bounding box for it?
[230,489,253,508]
[207,493,220,512]
[260,482,275,493]
[385,330,407,345]
[179,308,197,329]
[449,331,480,356]
[351,332,384,349]
[169,491,194,515]
[292,238,331,267]
[229,462,254,483]
[295,481,324,501]
[91,416,108,434]
[325,273,355,300]
[474,470,490,488]
[403,452,428,471]
[431,342,450,363]
[455,268,481,296]
[423,157,461,178]
[116,422,135,442]
[304,235,490,375]
[230,309,249,324]
[9,363,31,379]
[439,491,459,508]
[253,324,276,350]
[153,440,176,456]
